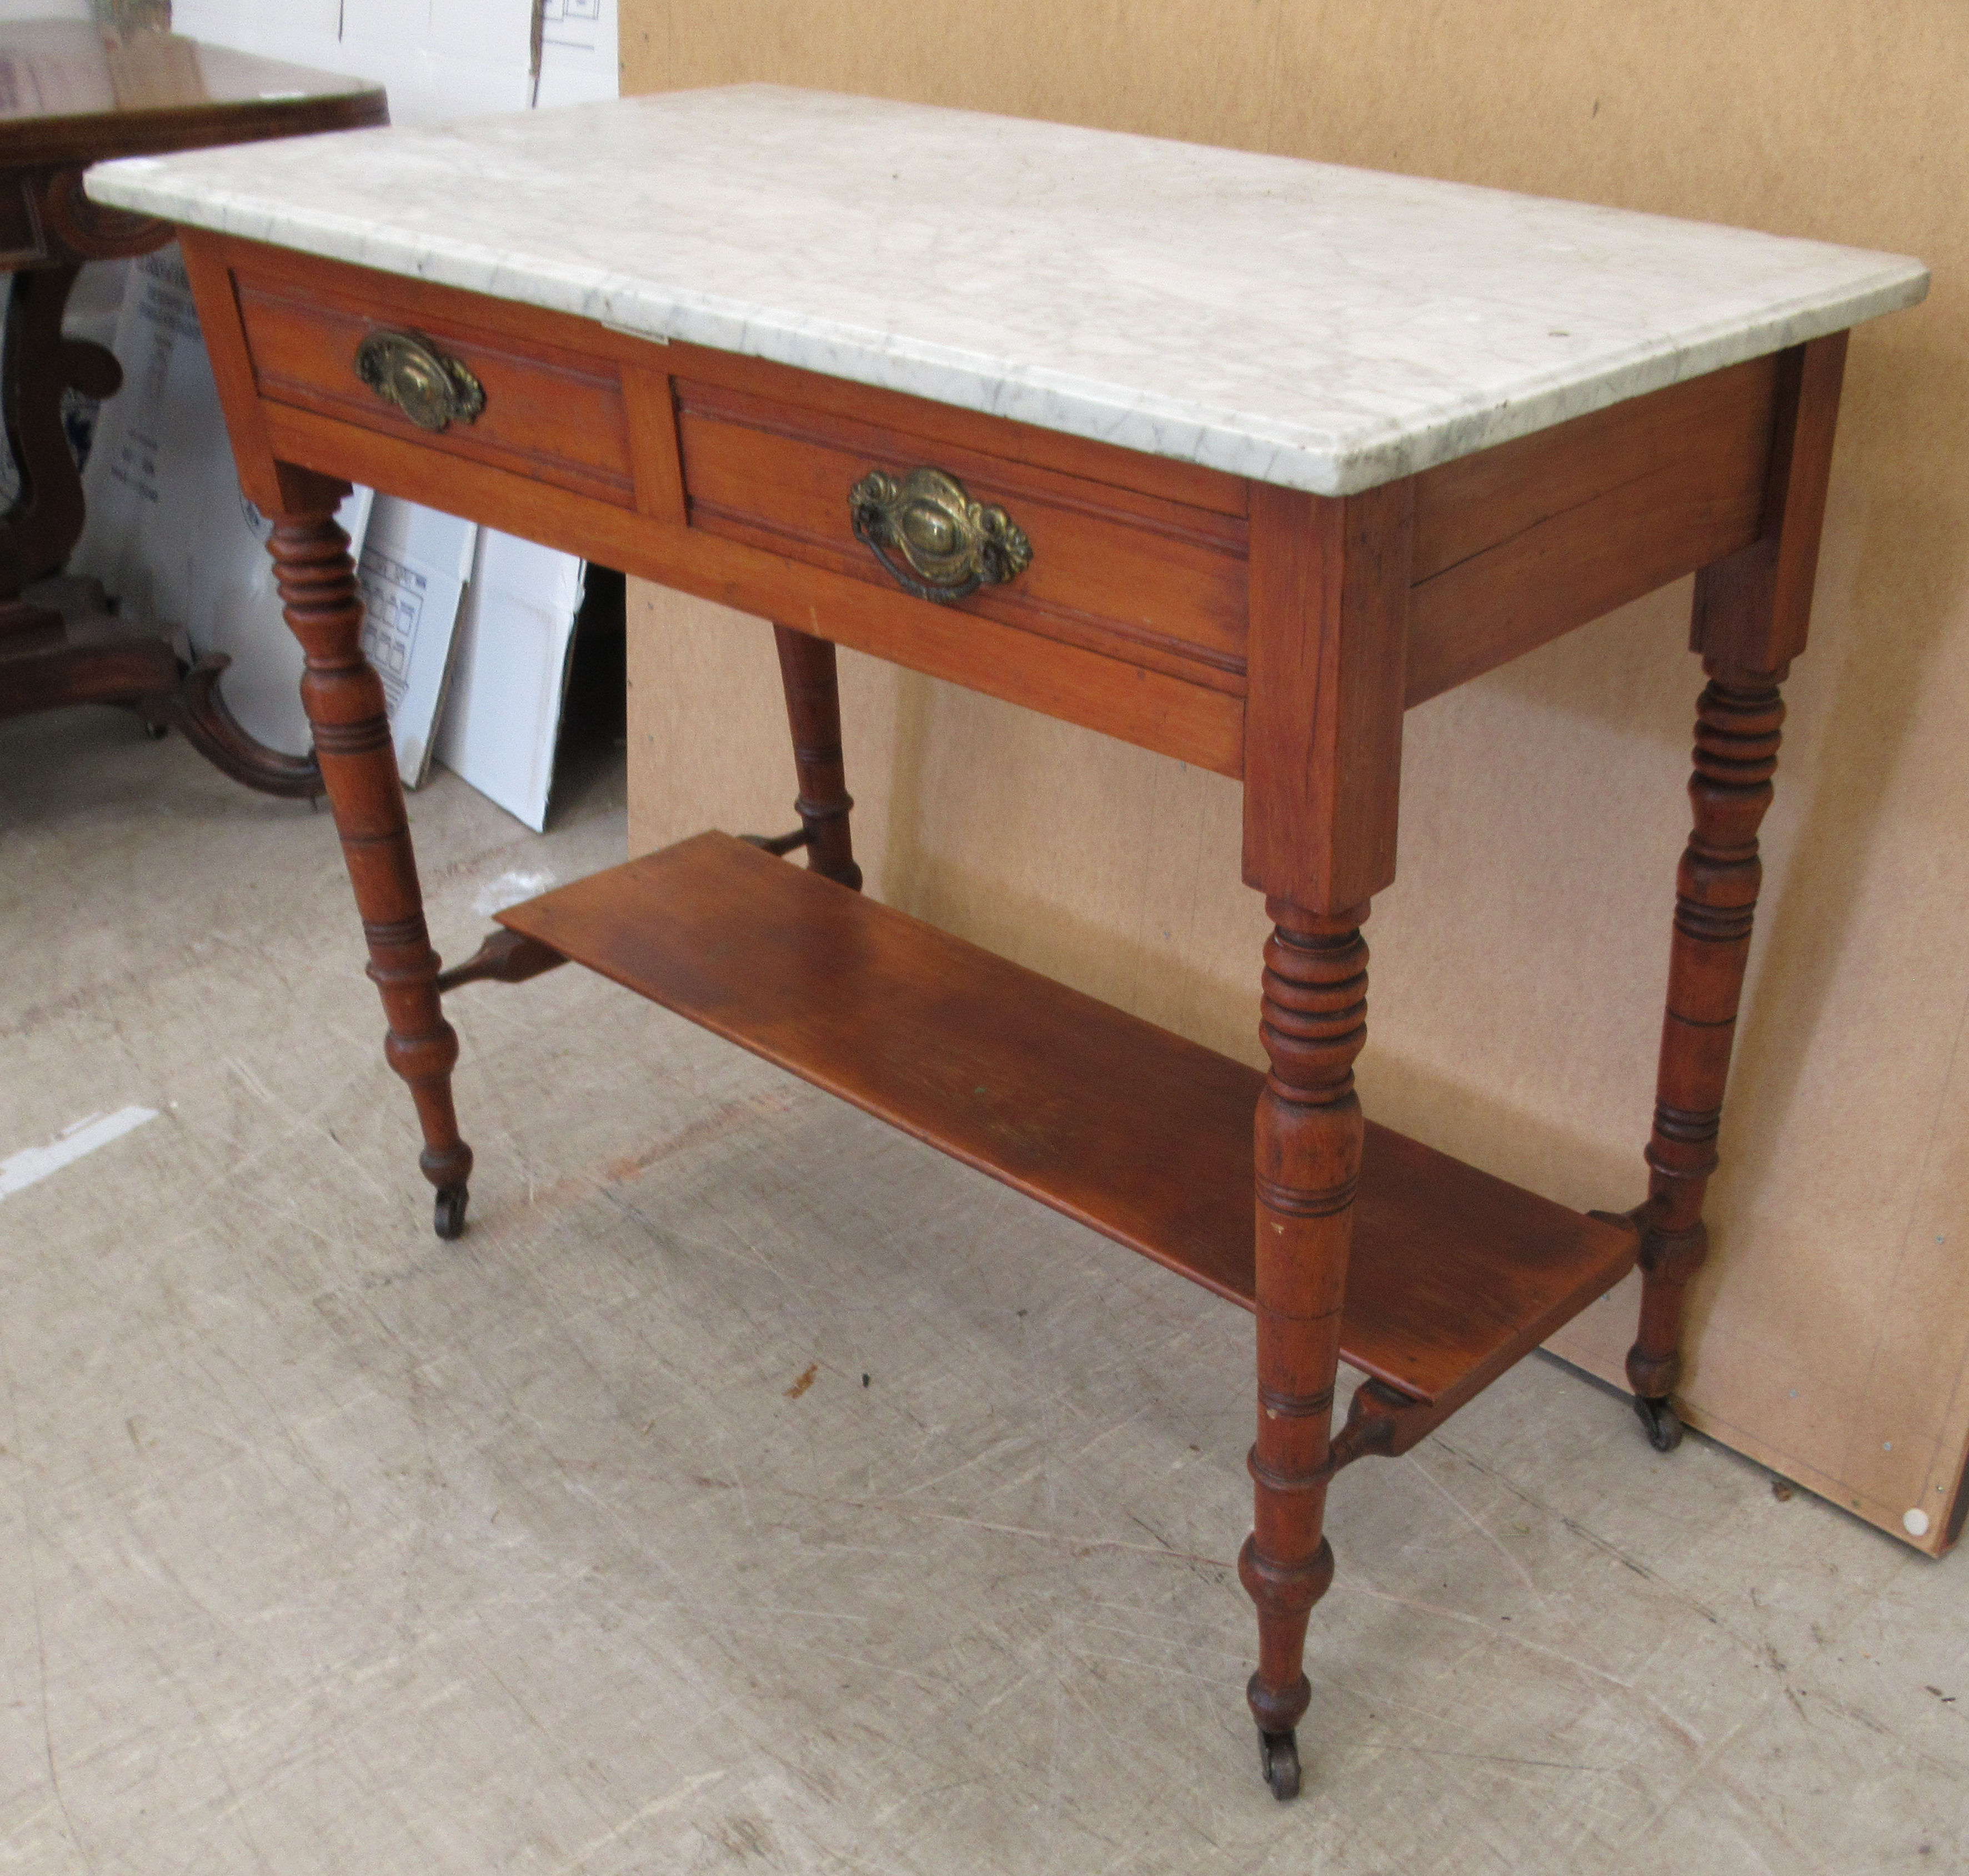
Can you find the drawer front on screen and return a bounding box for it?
[673,376,1250,688]
[232,271,637,507]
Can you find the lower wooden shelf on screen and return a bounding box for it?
[499,832,1637,1417]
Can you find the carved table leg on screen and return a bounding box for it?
[267,491,473,1239]
[1240,896,1370,1800]
[1628,667,1785,1450]
[137,653,327,798]
[771,623,862,890]
[0,263,121,600]
[0,259,324,797]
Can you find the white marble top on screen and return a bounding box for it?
[87,86,1927,496]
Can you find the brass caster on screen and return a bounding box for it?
[1259,1728,1300,1801]
[1634,1393,1684,1453]
[434,1183,469,1241]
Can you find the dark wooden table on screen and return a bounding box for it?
[0,19,382,793]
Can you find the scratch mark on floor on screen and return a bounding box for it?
[1367,1743,1616,1772]
[1404,1452,1545,1595]
[778,1484,1237,1568]
[224,1057,279,1109]
[545,1768,725,1875]
[0,1317,100,1874]
[1345,1578,1705,1750]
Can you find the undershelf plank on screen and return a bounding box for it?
[499,832,1637,1413]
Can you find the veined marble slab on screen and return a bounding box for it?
[88,86,1927,496]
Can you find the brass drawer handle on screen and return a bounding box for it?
[849,466,1033,604]
[354,328,485,432]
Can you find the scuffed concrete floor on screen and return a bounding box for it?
[2,704,1965,1876]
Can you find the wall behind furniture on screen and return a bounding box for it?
[615,1,1969,1554]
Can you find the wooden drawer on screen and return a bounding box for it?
[189,240,1252,778]
[672,373,1251,691]
[231,267,638,508]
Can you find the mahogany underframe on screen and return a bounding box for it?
[177,222,1848,1798]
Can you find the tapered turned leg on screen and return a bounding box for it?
[1628,666,1785,1449]
[268,499,473,1239]
[1240,897,1369,1800]
[771,623,861,890]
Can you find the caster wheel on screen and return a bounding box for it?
[434,1183,469,1241]
[142,719,169,742]
[1634,1394,1683,1453]
[1259,1728,1301,1801]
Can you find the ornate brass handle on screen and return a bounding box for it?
[849,466,1033,603]
[354,329,485,433]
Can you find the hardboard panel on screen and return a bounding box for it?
[626,588,903,908]
[618,0,1969,1553]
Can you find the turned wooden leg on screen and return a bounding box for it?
[1627,666,1785,1450]
[771,623,861,891]
[1240,897,1369,1800]
[267,492,473,1239]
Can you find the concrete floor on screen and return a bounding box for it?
[2,704,1965,1876]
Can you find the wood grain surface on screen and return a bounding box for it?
[497,832,1637,1414]
[675,374,1250,690]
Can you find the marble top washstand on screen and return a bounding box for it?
[76,82,1940,1802]
[84,85,1926,496]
